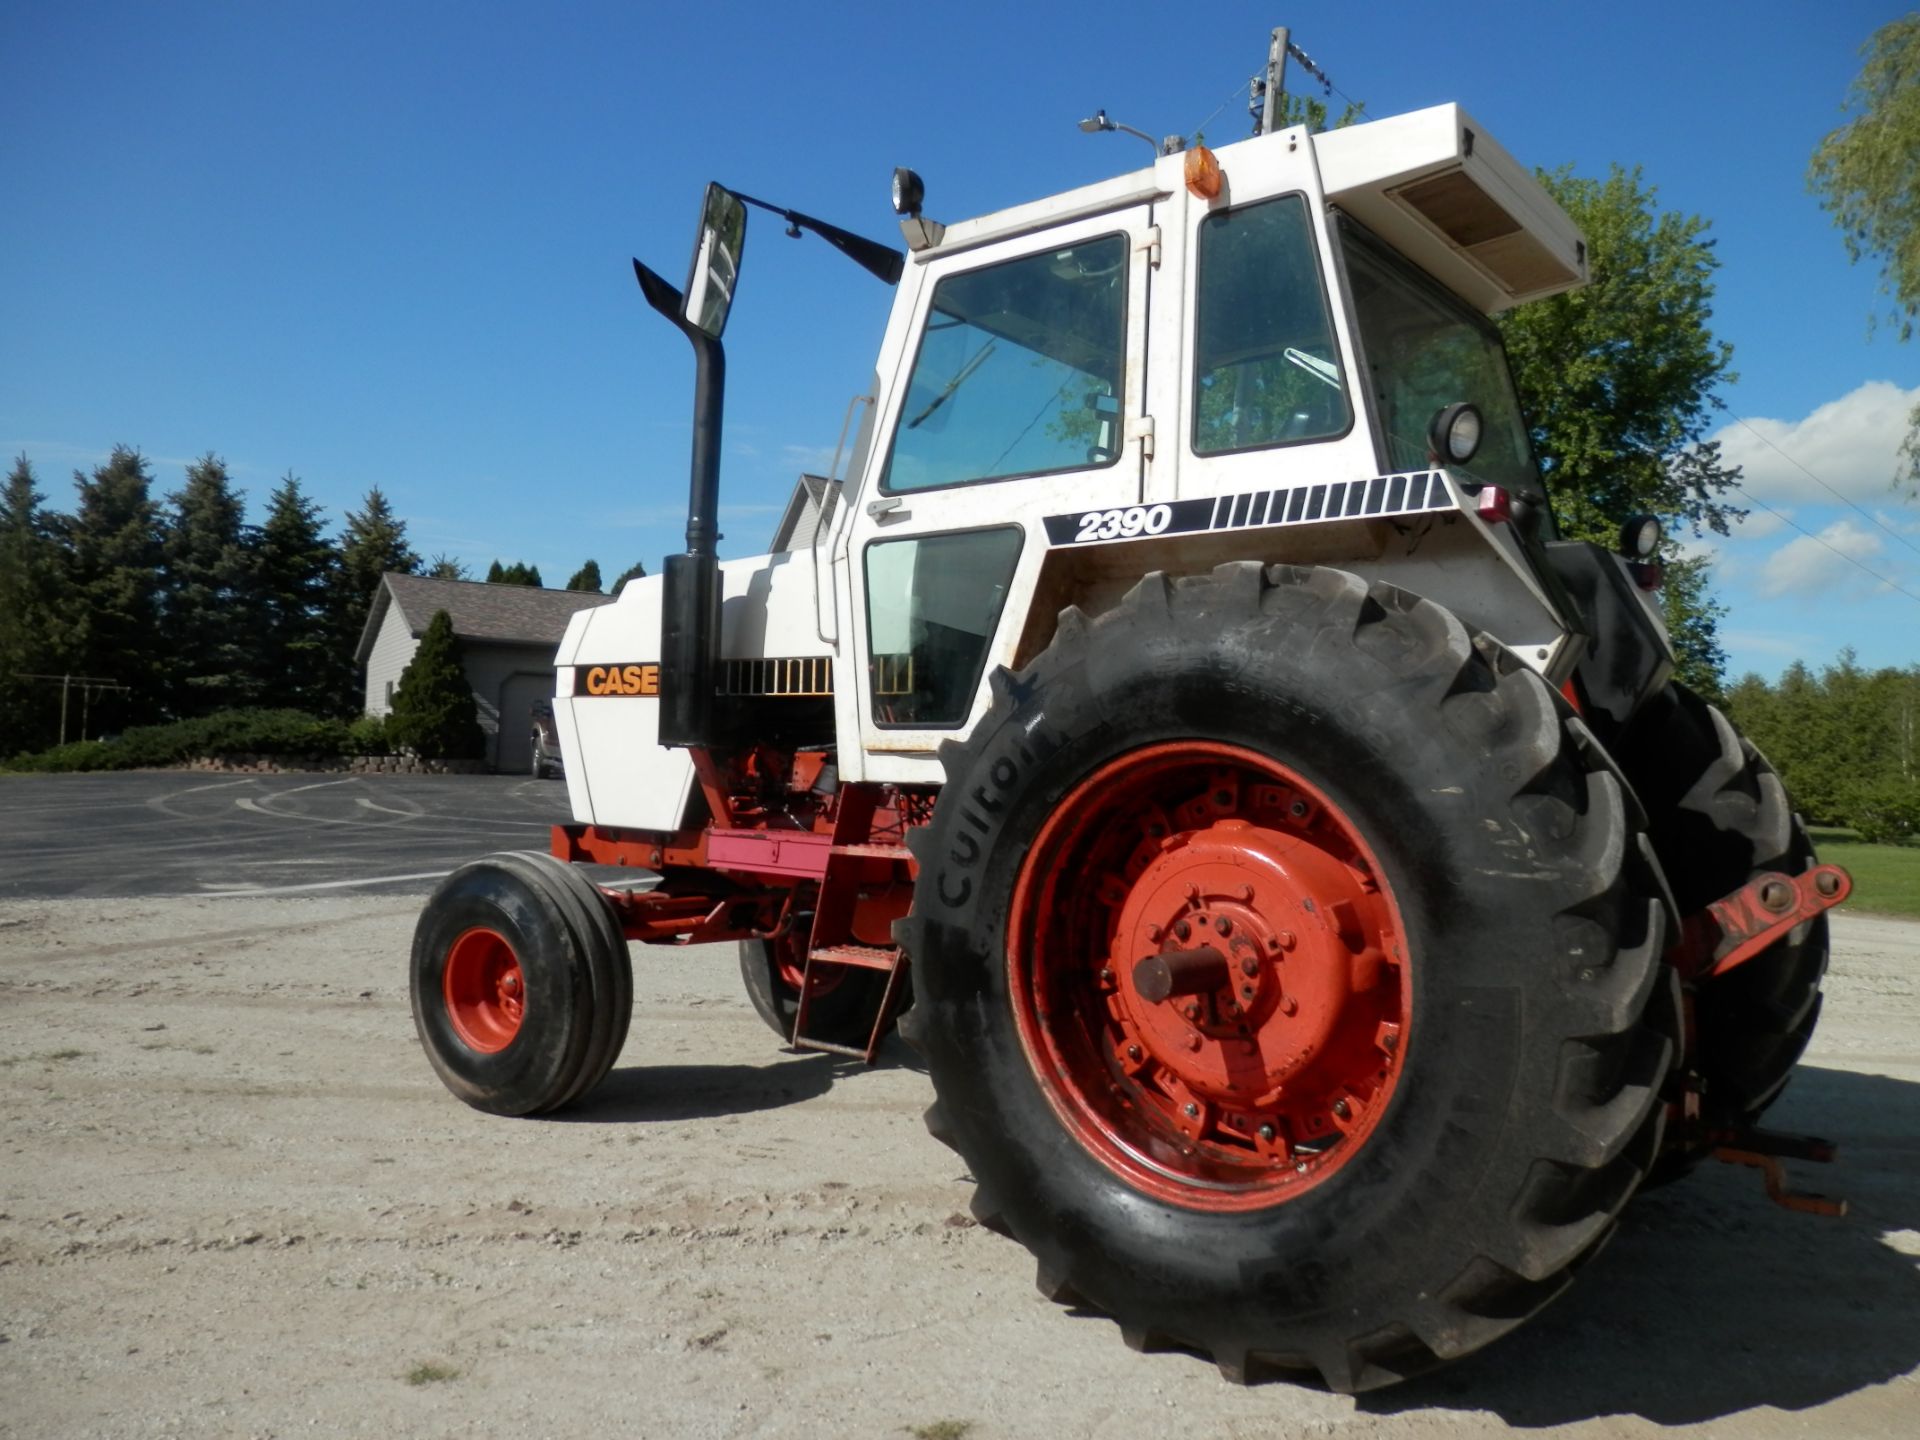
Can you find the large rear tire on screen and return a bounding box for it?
[411,852,633,1115]
[899,564,1678,1391]
[1615,683,1827,1122]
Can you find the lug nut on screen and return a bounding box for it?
[1183,1003,1200,1020]
[1241,957,1260,977]
[1382,1030,1399,1052]
[1759,879,1794,913]
[1175,920,1191,941]
[1184,1102,1199,1118]
[1278,931,1296,950]
[1289,799,1308,819]
[1815,870,1841,898]
[1215,916,1232,936]
[1185,1032,1203,1052]
[1099,968,1114,986]
[1281,997,1298,1016]
[1241,985,1255,999]
[1126,1044,1142,1062]
[1332,1099,1351,1120]
[1257,1123,1276,1143]
[1146,924,1163,942]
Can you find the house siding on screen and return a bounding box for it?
[363,603,420,717]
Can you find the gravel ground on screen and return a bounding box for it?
[1,901,1915,1439]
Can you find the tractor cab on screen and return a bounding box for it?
[554,101,1620,831]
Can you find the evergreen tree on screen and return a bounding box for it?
[387,609,484,760]
[160,453,259,715]
[611,561,648,593]
[485,560,542,586]
[564,559,602,593]
[426,554,469,580]
[257,472,342,715]
[331,487,420,714]
[0,455,68,754]
[62,446,164,733]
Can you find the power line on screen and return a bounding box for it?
[1713,398,1920,560]
[1722,480,1920,605]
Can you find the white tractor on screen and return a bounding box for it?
[409,40,1850,1390]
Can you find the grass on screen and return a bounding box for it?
[1816,840,1920,920]
[403,1362,460,1386]
[907,1424,974,1440]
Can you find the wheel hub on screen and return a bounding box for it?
[443,927,525,1053]
[1009,743,1409,1209]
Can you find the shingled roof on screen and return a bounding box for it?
[353,572,617,665]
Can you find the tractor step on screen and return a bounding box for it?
[791,940,909,1063]
[807,944,900,971]
[829,842,912,860]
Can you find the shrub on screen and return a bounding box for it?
[3,709,355,772]
[1842,777,1920,846]
[386,611,484,760]
[347,713,394,755]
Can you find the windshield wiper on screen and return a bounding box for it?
[1285,347,1342,391]
[908,340,998,428]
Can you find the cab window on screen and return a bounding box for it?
[864,527,1023,726]
[1193,195,1350,454]
[883,236,1127,493]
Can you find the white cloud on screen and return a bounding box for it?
[1729,507,1789,540]
[1757,518,1892,598]
[1714,381,1920,505]
[1721,628,1823,660]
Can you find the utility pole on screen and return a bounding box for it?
[15,673,127,745]
[1259,26,1290,137]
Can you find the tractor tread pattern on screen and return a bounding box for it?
[903,563,1676,1392]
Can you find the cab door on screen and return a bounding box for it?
[832,203,1159,784]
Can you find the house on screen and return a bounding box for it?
[355,573,617,772]
[770,474,842,552]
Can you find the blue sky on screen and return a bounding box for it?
[3,0,1915,681]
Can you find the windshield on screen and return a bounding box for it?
[882,234,1127,493]
[1339,219,1542,498]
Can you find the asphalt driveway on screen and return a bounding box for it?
[0,772,574,900]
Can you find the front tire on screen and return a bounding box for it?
[411,852,632,1115]
[900,564,1678,1391]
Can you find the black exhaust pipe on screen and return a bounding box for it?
[633,257,722,748]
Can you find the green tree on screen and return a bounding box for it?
[160,453,259,715]
[332,487,420,713]
[62,446,164,734]
[1500,165,1743,542]
[1498,165,1741,693]
[0,455,68,754]
[485,560,542,586]
[426,554,469,580]
[610,561,648,593]
[565,559,602,593]
[257,472,342,715]
[387,610,484,760]
[1808,14,1920,491]
[1659,554,1728,703]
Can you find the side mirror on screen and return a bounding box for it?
[682,183,748,339]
